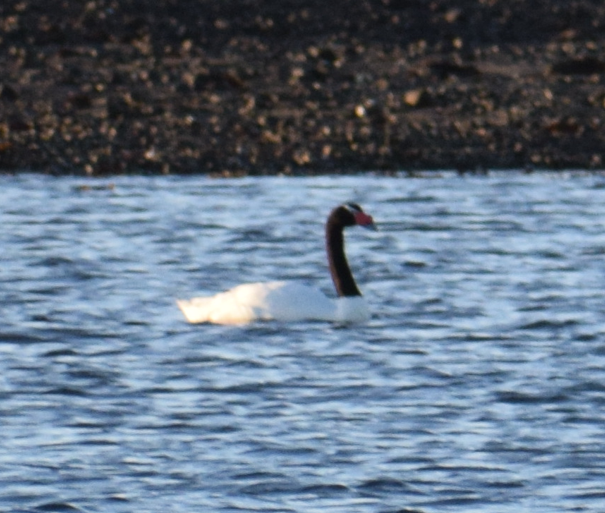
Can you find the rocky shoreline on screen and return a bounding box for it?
[1,0,605,175]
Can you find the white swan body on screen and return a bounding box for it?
[177,203,376,325]
[177,281,370,324]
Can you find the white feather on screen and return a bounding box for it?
[177,281,369,324]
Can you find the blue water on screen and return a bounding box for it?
[2,172,605,513]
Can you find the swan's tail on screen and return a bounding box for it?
[176,297,213,324]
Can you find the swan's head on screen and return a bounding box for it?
[342,203,377,231]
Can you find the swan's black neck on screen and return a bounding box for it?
[326,207,362,297]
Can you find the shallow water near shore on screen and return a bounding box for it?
[2,172,605,512]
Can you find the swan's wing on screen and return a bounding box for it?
[259,282,337,322]
[177,281,337,324]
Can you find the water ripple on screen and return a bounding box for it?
[1,173,605,512]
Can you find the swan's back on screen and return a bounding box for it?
[177,281,340,324]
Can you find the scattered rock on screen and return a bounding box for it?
[403,89,432,108]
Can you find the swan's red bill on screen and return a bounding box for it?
[354,211,377,230]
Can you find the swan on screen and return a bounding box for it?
[177,203,376,324]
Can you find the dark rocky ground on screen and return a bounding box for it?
[2,0,605,175]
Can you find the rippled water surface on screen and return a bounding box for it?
[2,172,605,513]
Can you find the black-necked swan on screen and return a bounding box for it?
[177,203,376,324]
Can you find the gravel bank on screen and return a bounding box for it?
[1,0,605,175]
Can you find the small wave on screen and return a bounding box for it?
[495,390,569,404]
[380,508,426,513]
[35,502,82,512]
[0,331,49,344]
[42,386,89,397]
[238,478,299,496]
[301,483,350,495]
[357,477,418,494]
[518,318,580,330]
